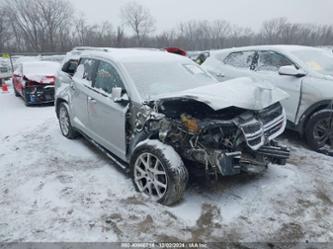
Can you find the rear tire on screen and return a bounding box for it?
[58,102,79,139]
[305,109,333,151]
[130,140,188,206]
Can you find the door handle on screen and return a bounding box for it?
[88,96,97,104]
[216,72,225,78]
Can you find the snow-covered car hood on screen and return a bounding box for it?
[24,74,56,84]
[155,77,289,111]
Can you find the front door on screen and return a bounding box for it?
[251,50,302,123]
[87,60,128,161]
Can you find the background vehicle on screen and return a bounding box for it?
[13,61,60,106]
[188,51,210,65]
[202,45,333,153]
[0,58,12,82]
[165,47,187,56]
[56,48,289,206]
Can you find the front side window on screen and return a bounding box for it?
[257,51,294,72]
[94,61,124,94]
[73,58,98,86]
[224,51,256,69]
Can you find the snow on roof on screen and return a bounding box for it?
[84,48,192,64]
[210,45,325,55]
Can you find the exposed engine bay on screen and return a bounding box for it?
[128,98,290,179]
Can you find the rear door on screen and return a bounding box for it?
[70,58,98,134]
[251,50,302,123]
[87,59,128,160]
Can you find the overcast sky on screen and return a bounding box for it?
[70,0,333,32]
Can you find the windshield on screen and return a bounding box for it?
[123,62,217,99]
[292,49,333,75]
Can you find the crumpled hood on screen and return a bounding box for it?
[155,77,289,111]
[24,74,55,84]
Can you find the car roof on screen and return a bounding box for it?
[211,45,324,55]
[82,48,192,64]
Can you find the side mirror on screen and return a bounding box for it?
[112,87,129,104]
[279,65,306,77]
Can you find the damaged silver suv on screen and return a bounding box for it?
[56,48,290,205]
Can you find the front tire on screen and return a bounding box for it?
[22,89,31,106]
[305,110,333,151]
[130,140,189,206]
[14,85,20,97]
[58,102,78,139]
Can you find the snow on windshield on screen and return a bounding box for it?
[292,49,333,75]
[124,62,217,99]
[23,61,60,76]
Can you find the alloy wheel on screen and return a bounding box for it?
[134,153,168,201]
[59,106,70,136]
[313,117,333,148]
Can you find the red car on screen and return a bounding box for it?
[13,61,60,106]
[165,47,187,56]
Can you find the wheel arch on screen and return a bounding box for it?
[297,100,333,136]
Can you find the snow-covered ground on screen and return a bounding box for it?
[0,81,332,243]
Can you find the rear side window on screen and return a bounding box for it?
[62,60,78,76]
[73,58,98,86]
[224,51,256,69]
[257,51,294,72]
[94,61,124,94]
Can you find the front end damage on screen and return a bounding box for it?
[129,98,289,179]
[24,76,55,104]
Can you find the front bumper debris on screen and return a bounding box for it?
[215,141,290,176]
[25,86,55,104]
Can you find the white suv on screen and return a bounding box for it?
[56,48,289,205]
[203,45,333,154]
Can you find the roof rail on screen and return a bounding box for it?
[72,46,110,52]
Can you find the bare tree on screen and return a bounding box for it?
[36,0,73,51]
[260,17,288,44]
[114,26,126,47]
[1,0,333,53]
[0,8,12,51]
[120,1,156,45]
[3,0,73,52]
